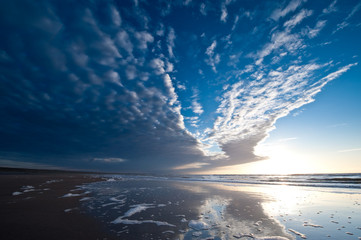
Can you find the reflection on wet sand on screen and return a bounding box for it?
[80,179,293,239]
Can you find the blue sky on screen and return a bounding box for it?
[0,0,360,173]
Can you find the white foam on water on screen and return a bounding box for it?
[109,196,126,204]
[23,189,35,193]
[112,219,175,227]
[61,193,82,198]
[79,197,92,201]
[12,191,22,196]
[101,202,118,207]
[288,228,307,239]
[255,237,290,240]
[303,222,323,228]
[123,204,155,218]
[45,179,63,184]
[192,231,202,237]
[188,220,209,231]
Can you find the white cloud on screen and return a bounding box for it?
[200,3,207,16]
[323,0,337,14]
[231,15,239,31]
[167,28,176,58]
[270,0,306,21]
[338,147,361,153]
[253,30,303,65]
[126,65,137,80]
[319,63,357,82]
[306,20,327,38]
[134,31,154,50]
[283,9,313,29]
[93,157,126,163]
[110,6,121,26]
[201,61,356,169]
[205,40,220,72]
[184,0,192,6]
[163,74,178,106]
[221,4,228,23]
[192,100,204,115]
[116,30,134,56]
[150,58,165,75]
[333,1,361,33]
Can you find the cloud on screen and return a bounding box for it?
[134,31,154,50]
[0,0,358,173]
[110,6,122,26]
[338,148,361,153]
[93,157,126,163]
[306,20,327,38]
[205,40,220,72]
[270,0,306,21]
[200,3,207,16]
[333,1,361,33]
[0,0,207,172]
[283,9,313,29]
[167,28,176,58]
[323,0,337,14]
[252,29,304,65]
[200,62,356,169]
[221,4,228,23]
[191,100,204,115]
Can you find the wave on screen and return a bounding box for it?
[102,173,361,189]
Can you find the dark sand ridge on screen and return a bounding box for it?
[0,171,117,240]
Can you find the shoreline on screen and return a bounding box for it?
[0,173,116,240]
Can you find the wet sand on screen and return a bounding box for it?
[2,171,361,240]
[0,172,116,240]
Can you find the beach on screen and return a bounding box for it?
[1,171,361,239]
[0,171,116,240]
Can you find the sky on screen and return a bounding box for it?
[0,0,360,174]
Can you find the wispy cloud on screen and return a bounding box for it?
[338,148,361,153]
[333,1,361,33]
[270,0,306,21]
[323,0,338,14]
[306,20,327,38]
[283,9,313,29]
[93,158,126,163]
[205,40,220,72]
[201,62,357,169]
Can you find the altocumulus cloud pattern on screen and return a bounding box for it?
[0,0,359,172]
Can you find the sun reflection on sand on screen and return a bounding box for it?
[260,185,311,217]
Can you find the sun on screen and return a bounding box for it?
[208,142,316,175]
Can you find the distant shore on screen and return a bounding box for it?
[0,169,116,240]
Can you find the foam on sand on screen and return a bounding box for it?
[111,203,175,227]
[60,193,82,198]
[122,203,155,218]
[288,228,307,239]
[112,219,175,227]
[255,237,290,240]
[188,220,209,231]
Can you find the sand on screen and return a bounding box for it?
[0,171,116,240]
